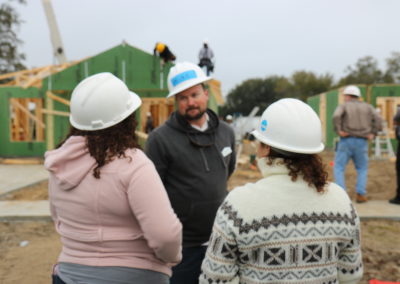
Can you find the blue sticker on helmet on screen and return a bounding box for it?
[261,119,268,131]
[171,70,197,87]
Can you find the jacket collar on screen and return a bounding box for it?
[256,157,290,178]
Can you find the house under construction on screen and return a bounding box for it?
[0,43,224,158]
[307,84,400,150]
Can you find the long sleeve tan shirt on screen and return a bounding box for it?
[333,100,381,138]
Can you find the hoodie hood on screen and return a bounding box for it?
[166,108,219,134]
[166,109,219,147]
[44,136,96,191]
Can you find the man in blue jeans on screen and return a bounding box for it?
[333,85,382,203]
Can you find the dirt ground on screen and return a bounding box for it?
[0,150,399,283]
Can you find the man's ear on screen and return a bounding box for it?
[204,88,209,98]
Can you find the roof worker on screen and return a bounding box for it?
[145,62,236,284]
[333,85,381,203]
[200,98,363,284]
[198,39,214,76]
[390,105,400,205]
[154,42,176,65]
[45,73,182,284]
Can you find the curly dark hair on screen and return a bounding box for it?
[57,112,141,179]
[265,147,329,193]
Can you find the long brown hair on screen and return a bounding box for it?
[265,146,328,192]
[57,112,140,179]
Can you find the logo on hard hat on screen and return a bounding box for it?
[171,70,197,87]
[261,119,268,131]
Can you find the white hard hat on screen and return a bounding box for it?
[251,98,324,154]
[226,114,233,120]
[167,62,211,98]
[70,72,142,131]
[343,85,361,97]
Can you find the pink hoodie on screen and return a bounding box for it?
[45,136,182,276]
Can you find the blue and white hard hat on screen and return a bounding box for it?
[251,98,324,154]
[167,62,211,98]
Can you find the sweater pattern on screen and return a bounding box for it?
[200,159,363,283]
[202,201,362,283]
[220,202,357,234]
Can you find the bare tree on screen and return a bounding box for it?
[0,0,26,77]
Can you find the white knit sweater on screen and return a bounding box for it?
[200,158,363,284]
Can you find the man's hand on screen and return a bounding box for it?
[339,131,349,137]
[367,133,375,140]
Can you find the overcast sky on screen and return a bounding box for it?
[15,0,400,95]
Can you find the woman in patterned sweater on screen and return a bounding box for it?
[200,98,363,284]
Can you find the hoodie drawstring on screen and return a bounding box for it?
[199,148,210,172]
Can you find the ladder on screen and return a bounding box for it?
[372,121,395,159]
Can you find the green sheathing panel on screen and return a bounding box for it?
[44,44,173,93]
[0,87,46,157]
[52,93,72,147]
[307,95,320,115]
[134,89,169,100]
[370,85,400,106]
[125,45,173,92]
[325,90,339,149]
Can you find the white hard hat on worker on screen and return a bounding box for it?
[167,62,211,122]
[343,85,361,97]
[167,62,211,98]
[70,72,142,131]
[251,98,324,154]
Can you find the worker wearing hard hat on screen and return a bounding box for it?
[198,39,214,76]
[46,73,182,283]
[200,98,363,284]
[225,114,233,124]
[153,42,176,65]
[333,85,382,203]
[145,62,236,284]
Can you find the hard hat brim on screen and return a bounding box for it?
[167,76,212,98]
[251,129,325,154]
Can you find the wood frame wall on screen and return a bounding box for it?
[140,97,175,132]
[9,98,45,142]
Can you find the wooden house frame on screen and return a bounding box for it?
[0,42,223,158]
[307,84,400,149]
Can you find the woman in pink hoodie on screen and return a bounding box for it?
[45,73,182,284]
